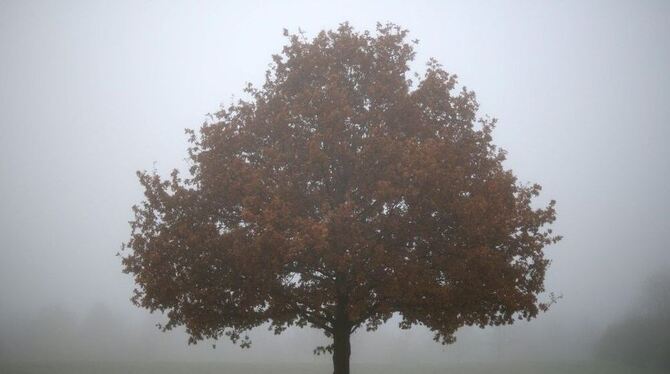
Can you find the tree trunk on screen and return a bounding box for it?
[332,324,351,374]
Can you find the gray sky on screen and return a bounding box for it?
[1,0,668,363]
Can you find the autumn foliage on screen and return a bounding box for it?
[122,23,560,374]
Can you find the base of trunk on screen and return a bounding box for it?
[332,327,351,374]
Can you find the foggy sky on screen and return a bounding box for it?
[1,0,669,364]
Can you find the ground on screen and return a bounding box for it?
[0,361,666,374]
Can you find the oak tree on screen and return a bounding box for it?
[122,23,560,374]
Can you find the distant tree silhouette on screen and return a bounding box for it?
[122,23,560,374]
[597,272,670,369]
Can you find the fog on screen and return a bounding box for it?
[1,0,669,369]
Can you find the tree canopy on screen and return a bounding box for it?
[122,23,560,374]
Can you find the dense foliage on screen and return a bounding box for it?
[122,23,560,374]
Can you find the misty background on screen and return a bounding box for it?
[1,0,668,366]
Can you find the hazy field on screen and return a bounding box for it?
[0,361,665,374]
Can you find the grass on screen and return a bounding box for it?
[0,361,666,374]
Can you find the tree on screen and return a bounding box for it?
[596,271,670,369]
[122,23,560,374]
